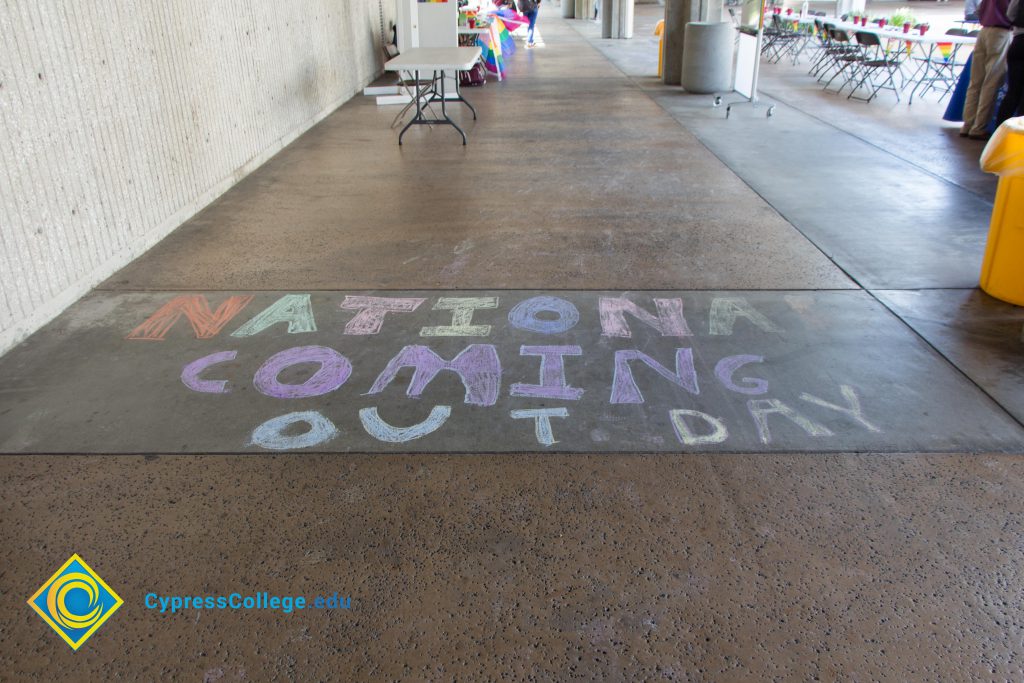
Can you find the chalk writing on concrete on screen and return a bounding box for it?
[124,292,886,452]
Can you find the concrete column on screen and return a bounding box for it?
[601,0,635,39]
[576,0,588,19]
[562,0,575,18]
[664,0,725,83]
[663,0,700,84]
[705,0,724,22]
[612,0,634,38]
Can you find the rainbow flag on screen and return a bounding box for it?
[493,7,530,31]
[480,19,508,77]
[494,17,516,55]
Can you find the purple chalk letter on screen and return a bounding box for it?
[510,345,584,400]
[253,345,352,399]
[610,348,699,404]
[367,344,501,406]
[181,350,238,394]
[714,355,769,395]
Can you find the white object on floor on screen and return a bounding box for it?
[376,94,414,106]
[365,85,401,96]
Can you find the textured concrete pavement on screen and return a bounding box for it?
[3,454,1024,680]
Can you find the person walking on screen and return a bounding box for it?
[519,0,541,48]
[961,0,1014,139]
[996,0,1024,125]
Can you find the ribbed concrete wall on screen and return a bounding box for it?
[0,0,389,353]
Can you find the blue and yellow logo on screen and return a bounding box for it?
[27,554,123,650]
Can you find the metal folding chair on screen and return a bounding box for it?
[907,30,970,104]
[821,28,862,92]
[848,31,904,102]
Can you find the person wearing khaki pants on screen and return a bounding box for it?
[961,0,1014,139]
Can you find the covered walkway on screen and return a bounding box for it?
[1,4,1023,680]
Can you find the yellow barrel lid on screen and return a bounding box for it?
[981,117,1024,176]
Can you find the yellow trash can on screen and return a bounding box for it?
[979,117,1024,305]
[655,19,665,79]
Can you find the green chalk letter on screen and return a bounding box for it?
[231,294,317,337]
[420,297,499,337]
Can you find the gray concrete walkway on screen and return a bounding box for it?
[1,5,1023,681]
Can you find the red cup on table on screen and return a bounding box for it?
[861,16,868,26]
[919,24,928,34]
[903,22,911,33]
[786,8,792,15]
[468,17,475,28]
[878,18,886,27]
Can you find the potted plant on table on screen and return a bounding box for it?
[889,8,918,33]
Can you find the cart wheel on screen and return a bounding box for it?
[713,95,722,107]
[767,106,776,118]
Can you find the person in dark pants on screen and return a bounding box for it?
[996,0,1024,125]
[519,0,541,47]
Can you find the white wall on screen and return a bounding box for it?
[0,0,390,353]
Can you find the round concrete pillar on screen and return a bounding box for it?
[562,0,575,19]
[681,22,734,93]
[615,0,634,38]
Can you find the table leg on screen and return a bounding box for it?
[455,74,477,120]
[908,43,936,105]
[398,68,424,145]
[439,70,467,145]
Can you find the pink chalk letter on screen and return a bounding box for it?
[598,297,692,339]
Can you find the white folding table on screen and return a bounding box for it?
[384,47,483,145]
